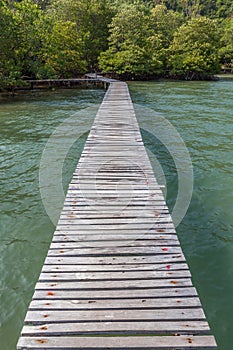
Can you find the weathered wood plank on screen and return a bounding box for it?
[38,270,191,282]
[41,262,189,273]
[44,254,186,265]
[59,212,171,220]
[57,220,174,227]
[50,241,179,249]
[29,297,201,310]
[25,308,206,324]
[67,190,163,196]
[51,235,179,243]
[50,237,179,247]
[21,320,210,336]
[61,205,168,211]
[17,335,217,349]
[62,201,168,207]
[47,246,183,257]
[67,188,164,193]
[55,223,175,231]
[53,228,177,235]
[35,278,193,290]
[33,287,198,300]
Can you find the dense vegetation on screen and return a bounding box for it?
[0,0,232,89]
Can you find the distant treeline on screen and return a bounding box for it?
[0,0,232,89]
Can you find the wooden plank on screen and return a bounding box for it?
[17,335,217,349]
[50,237,179,246]
[63,196,166,202]
[38,270,191,281]
[67,187,163,193]
[76,154,156,159]
[49,239,180,247]
[62,200,168,206]
[41,262,189,273]
[55,223,175,231]
[51,234,179,243]
[53,228,177,235]
[35,278,193,290]
[61,204,167,209]
[61,206,169,212]
[57,226,174,234]
[33,287,198,300]
[47,246,183,257]
[25,308,206,324]
[58,214,172,221]
[50,233,178,242]
[74,169,154,174]
[44,254,186,265]
[21,320,211,336]
[29,297,202,310]
[58,211,170,218]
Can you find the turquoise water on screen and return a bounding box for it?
[0,81,232,349]
[129,80,233,350]
[0,88,105,350]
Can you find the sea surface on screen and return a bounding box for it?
[0,79,232,349]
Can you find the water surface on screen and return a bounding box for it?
[0,81,232,349]
[129,80,233,350]
[0,88,105,350]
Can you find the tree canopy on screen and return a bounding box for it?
[168,17,221,79]
[0,0,232,89]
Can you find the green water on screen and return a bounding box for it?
[0,81,232,349]
[129,80,233,350]
[0,88,105,350]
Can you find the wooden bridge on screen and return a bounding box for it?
[17,80,217,349]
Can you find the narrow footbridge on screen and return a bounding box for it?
[17,80,217,349]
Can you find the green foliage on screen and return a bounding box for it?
[216,0,233,18]
[153,0,232,18]
[12,0,49,76]
[0,0,232,88]
[49,0,114,69]
[0,0,47,88]
[41,19,87,77]
[99,2,154,77]
[168,17,221,79]
[99,3,181,77]
[150,4,184,45]
[33,0,51,10]
[100,45,159,77]
[219,18,233,65]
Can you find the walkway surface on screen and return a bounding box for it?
[17,82,217,349]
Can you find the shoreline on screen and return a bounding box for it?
[1,73,232,99]
[0,78,106,98]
